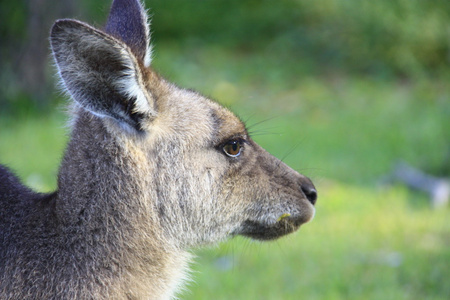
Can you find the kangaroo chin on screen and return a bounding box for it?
[238,203,316,241]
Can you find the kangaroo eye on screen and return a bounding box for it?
[223,141,242,157]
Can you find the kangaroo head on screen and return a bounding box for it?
[50,0,316,248]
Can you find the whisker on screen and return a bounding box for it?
[272,142,302,173]
[246,116,281,132]
[280,142,302,163]
[247,128,281,137]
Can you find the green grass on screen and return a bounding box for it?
[0,47,448,299]
[0,112,67,192]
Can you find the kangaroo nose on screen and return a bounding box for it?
[301,180,317,205]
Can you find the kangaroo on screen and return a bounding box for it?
[0,0,317,299]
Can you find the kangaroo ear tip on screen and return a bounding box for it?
[105,0,150,63]
[50,19,68,37]
[50,19,82,40]
[51,19,74,31]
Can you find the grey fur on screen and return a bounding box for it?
[0,0,317,299]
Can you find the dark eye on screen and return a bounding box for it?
[223,140,242,157]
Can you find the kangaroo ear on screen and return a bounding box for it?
[105,0,152,67]
[50,19,155,132]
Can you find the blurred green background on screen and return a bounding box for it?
[0,0,449,299]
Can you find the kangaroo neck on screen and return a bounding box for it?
[54,112,192,298]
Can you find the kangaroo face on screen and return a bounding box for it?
[50,0,316,248]
[115,76,317,246]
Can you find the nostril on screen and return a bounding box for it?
[301,184,317,205]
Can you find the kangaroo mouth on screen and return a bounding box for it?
[238,214,312,241]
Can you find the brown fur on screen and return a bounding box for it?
[0,0,317,299]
